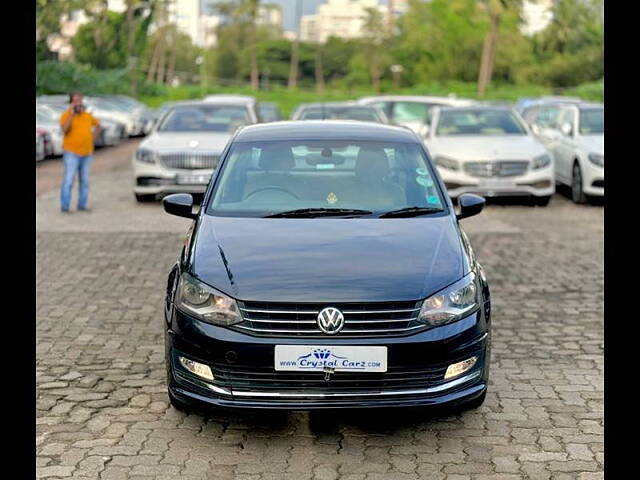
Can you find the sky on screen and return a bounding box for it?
[202,1,388,33]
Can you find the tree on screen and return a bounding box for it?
[361,7,390,93]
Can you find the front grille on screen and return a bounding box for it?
[464,161,529,178]
[210,361,449,392]
[233,301,425,337]
[160,152,219,170]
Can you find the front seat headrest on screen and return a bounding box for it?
[258,144,295,171]
[355,146,391,182]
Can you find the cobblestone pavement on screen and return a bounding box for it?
[36,153,603,479]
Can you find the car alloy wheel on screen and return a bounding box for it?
[572,163,586,204]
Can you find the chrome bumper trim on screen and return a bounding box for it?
[206,370,482,398]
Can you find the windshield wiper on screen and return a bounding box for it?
[379,206,444,218]
[264,208,373,218]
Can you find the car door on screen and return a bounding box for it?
[552,108,578,184]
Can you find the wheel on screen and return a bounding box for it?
[571,163,587,204]
[461,391,486,411]
[135,193,156,203]
[168,390,192,413]
[531,195,551,207]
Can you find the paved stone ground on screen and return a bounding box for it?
[36,146,603,479]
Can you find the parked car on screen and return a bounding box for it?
[425,106,554,206]
[36,105,64,156]
[291,101,390,123]
[161,120,491,412]
[132,100,256,202]
[36,127,54,158]
[514,96,582,114]
[36,130,45,162]
[532,103,604,204]
[37,102,124,148]
[38,95,139,138]
[202,95,261,123]
[257,102,283,122]
[98,94,156,135]
[358,95,476,135]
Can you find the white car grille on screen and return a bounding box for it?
[464,161,529,178]
[160,152,219,170]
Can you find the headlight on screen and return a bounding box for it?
[434,156,460,171]
[176,272,242,326]
[417,273,479,328]
[532,153,551,169]
[136,148,158,164]
[588,153,604,167]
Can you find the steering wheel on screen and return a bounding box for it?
[243,186,300,201]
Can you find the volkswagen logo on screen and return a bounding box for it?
[317,307,345,335]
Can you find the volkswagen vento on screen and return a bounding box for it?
[162,121,491,411]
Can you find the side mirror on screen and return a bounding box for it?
[531,124,540,135]
[560,122,573,137]
[419,124,430,137]
[456,193,485,220]
[163,193,197,219]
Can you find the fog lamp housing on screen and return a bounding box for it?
[179,356,214,381]
[444,356,478,380]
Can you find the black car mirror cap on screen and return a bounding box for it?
[163,193,197,219]
[456,193,485,220]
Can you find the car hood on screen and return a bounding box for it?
[429,135,546,159]
[578,135,604,155]
[190,215,467,303]
[143,132,232,152]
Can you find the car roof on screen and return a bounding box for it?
[234,120,418,143]
[359,95,474,105]
[298,101,371,109]
[202,94,256,105]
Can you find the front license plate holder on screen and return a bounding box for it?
[274,345,387,372]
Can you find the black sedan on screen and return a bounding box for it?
[162,121,491,411]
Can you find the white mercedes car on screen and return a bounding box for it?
[425,106,555,206]
[524,102,603,204]
[132,100,253,202]
[358,95,475,135]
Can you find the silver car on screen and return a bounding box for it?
[291,101,390,123]
[132,100,256,202]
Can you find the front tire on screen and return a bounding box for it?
[531,195,551,207]
[135,193,156,203]
[461,391,486,411]
[571,163,587,204]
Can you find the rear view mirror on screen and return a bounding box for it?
[163,193,197,219]
[456,194,485,220]
[560,122,573,137]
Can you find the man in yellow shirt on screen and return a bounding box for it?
[59,92,100,212]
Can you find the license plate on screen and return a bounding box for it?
[477,178,516,189]
[274,345,387,372]
[176,174,210,185]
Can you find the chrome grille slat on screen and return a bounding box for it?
[234,300,424,337]
[160,152,219,170]
[464,160,529,178]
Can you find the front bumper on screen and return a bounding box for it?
[165,307,491,410]
[582,162,604,197]
[439,165,554,198]
[132,158,213,195]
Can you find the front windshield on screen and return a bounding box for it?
[36,107,57,122]
[158,105,249,133]
[299,107,381,122]
[206,140,445,217]
[579,109,604,134]
[436,109,527,135]
[392,102,436,124]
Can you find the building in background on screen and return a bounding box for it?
[300,0,386,43]
[521,0,554,36]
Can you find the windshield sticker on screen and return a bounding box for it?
[316,163,335,170]
[426,195,441,206]
[415,168,429,176]
[326,192,338,204]
[416,175,434,187]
